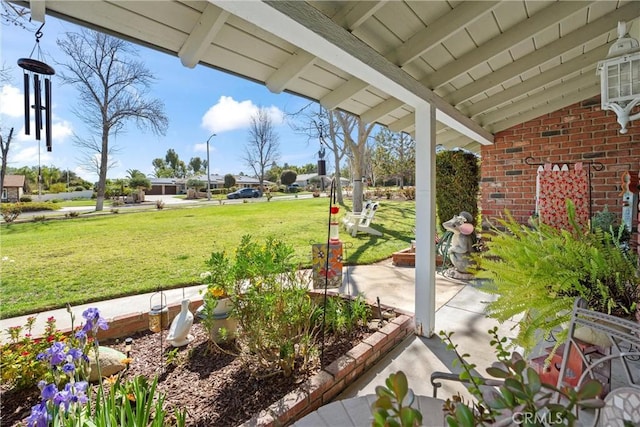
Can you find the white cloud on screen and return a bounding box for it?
[193,142,217,154]
[0,85,24,118]
[9,144,54,166]
[201,96,284,133]
[13,119,73,145]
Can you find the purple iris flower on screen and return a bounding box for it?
[67,348,83,361]
[81,307,109,334]
[40,382,58,401]
[26,402,49,427]
[62,362,75,375]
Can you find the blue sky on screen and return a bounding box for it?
[1,15,318,182]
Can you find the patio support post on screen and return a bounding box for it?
[414,102,437,337]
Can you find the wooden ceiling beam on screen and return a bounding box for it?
[178,4,229,68]
[388,1,499,68]
[478,73,598,126]
[361,98,405,123]
[426,1,592,89]
[463,44,608,117]
[446,2,640,106]
[333,1,385,31]
[266,49,316,93]
[488,83,600,133]
[320,78,369,110]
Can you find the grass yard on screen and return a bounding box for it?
[0,198,415,318]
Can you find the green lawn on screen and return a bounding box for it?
[0,198,415,318]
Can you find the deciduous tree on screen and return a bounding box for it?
[57,29,168,211]
[243,107,280,191]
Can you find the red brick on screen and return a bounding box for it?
[304,370,334,403]
[268,389,309,424]
[345,341,374,365]
[322,378,344,403]
[364,331,388,349]
[324,354,356,381]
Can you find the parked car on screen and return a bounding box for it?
[226,188,261,199]
[287,183,300,193]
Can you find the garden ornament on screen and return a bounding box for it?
[167,299,194,347]
[442,211,475,274]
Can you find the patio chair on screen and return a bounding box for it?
[345,202,382,237]
[430,298,640,426]
[341,200,373,229]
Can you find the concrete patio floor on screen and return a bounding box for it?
[336,260,518,403]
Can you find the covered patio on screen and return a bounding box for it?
[14,0,639,337]
[8,0,640,424]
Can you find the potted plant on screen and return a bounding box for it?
[438,328,605,427]
[198,251,236,342]
[473,200,639,354]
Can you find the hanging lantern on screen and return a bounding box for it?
[596,21,640,134]
[17,24,55,151]
[148,291,169,333]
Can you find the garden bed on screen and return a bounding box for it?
[0,294,414,426]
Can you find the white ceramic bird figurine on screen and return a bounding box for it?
[167,299,194,347]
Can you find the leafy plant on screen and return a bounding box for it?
[435,150,480,232]
[201,235,320,376]
[322,294,370,336]
[591,206,631,246]
[439,328,604,427]
[371,371,423,427]
[23,307,186,427]
[474,200,639,353]
[1,203,22,222]
[0,315,66,389]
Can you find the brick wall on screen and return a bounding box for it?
[480,95,640,255]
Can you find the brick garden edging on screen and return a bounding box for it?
[89,290,414,426]
[241,290,415,426]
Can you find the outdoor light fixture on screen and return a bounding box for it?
[125,337,133,357]
[597,21,640,134]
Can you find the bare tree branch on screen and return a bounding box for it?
[242,107,280,191]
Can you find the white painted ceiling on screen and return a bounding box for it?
[15,0,640,152]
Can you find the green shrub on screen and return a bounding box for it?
[0,316,66,389]
[280,169,297,186]
[436,150,480,230]
[475,200,640,353]
[74,186,85,191]
[401,187,415,200]
[1,203,22,222]
[49,183,67,193]
[439,328,604,427]
[322,294,370,336]
[19,196,32,202]
[204,235,318,376]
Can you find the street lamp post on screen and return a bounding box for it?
[206,133,216,201]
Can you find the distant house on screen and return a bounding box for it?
[147,178,179,195]
[295,173,348,189]
[2,175,27,202]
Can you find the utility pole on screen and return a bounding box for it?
[206,133,216,201]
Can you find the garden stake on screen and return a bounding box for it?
[377,297,383,327]
[320,177,337,368]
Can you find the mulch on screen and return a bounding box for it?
[1,321,374,426]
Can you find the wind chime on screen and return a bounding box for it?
[17,22,55,152]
